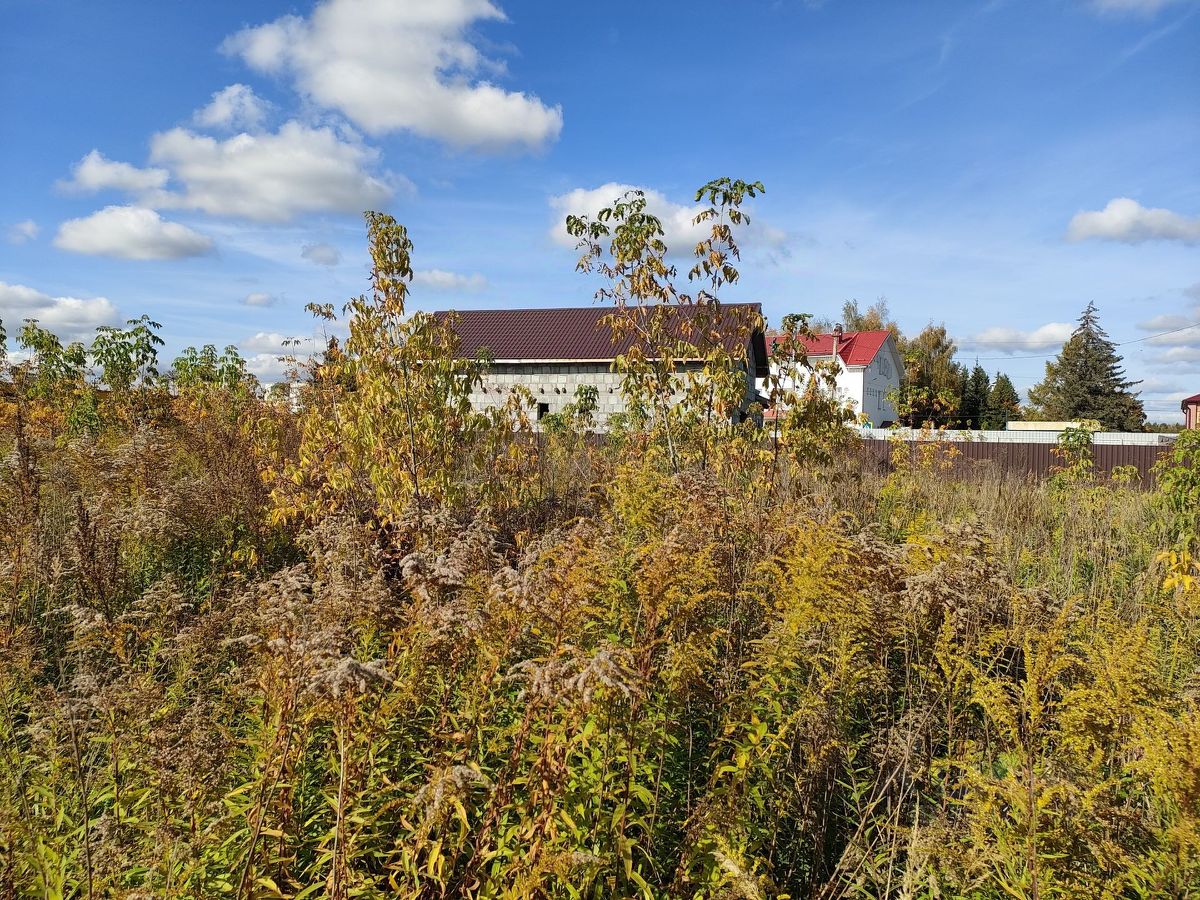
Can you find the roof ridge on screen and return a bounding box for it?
[433,301,763,315]
[436,303,768,377]
[766,329,890,367]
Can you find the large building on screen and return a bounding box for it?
[766,327,904,427]
[435,304,770,427]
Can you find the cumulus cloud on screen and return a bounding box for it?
[243,354,292,379]
[243,292,277,307]
[1066,197,1200,245]
[1139,384,1196,422]
[549,182,787,259]
[0,281,119,341]
[54,206,214,260]
[1136,285,1200,337]
[550,183,707,252]
[194,84,271,131]
[1138,376,1187,394]
[1139,312,1197,331]
[413,269,486,291]
[222,0,562,149]
[1137,309,1200,351]
[1145,327,1200,347]
[240,331,315,354]
[147,122,393,222]
[1153,346,1200,365]
[966,322,1075,353]
[1135,290,1200,374]
[301,242,342,265]
[59,150,169,196]
[6,220,38,244]
[239,330,325,379]
[58,122,395,225]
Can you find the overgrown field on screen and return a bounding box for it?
[1,200,1198,898]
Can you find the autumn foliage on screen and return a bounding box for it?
[0,188,1197,898]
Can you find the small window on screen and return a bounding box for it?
[537,402,550,420]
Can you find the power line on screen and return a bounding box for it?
[1120,320,1200,345]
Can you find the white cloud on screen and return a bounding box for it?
[59,150,169,196]
[59,121,395,225]
[0,281,119,341]
[240,331,321,354]
[1134,290,1200,372]
[1145,326,1200,346]
[194,84,270,131]
[965,322,1075,353]
[239,330,325,379]
[1140,385,1194,422]
[1086,0,1192,14]
[301,242,342,265]
[1138,377,1187,394]
[1153,346,1200,364]
[550,183,706,253]
[54,206,214,260]
[1138,309,1200,346]
[1138,312,1197,330]
[243,292,277,307]
[148,122,393,222]
[243,353,294,379]
[242,331,293,354]
[413,268,486,291]
[1137,286,1200,337]
[6,220,38,244]
[549,182,788,260]
[1066,197,1200,245]
[222,0,562,150]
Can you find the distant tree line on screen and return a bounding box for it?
[814,298,1146,431]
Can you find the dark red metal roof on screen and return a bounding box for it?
[1182,393,1200,409]
[768,330,892,367]
[433,303,769,377]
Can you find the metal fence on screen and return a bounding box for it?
[857,434,1173,485]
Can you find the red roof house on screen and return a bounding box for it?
[768,329,893,368]
[1183,392,1200,430]
[765,327,903,427]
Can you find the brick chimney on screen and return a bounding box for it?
[832,323,844,369]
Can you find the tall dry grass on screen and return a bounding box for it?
[1,377,1197,898]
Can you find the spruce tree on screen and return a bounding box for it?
[1027,302,1144,431]
[984,372,1021,429]
[958,363,991,428]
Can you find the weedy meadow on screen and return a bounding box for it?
[1,183,1198,898]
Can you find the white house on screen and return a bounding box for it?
[765,326,904,427]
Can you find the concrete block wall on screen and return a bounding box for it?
[469,363,626,424]
[469,361,759,429]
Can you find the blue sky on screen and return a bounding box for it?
[2,0,1197,419]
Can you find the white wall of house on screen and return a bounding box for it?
[859,345,902,425]
[762,335,903,427]
[831,365,865,416]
